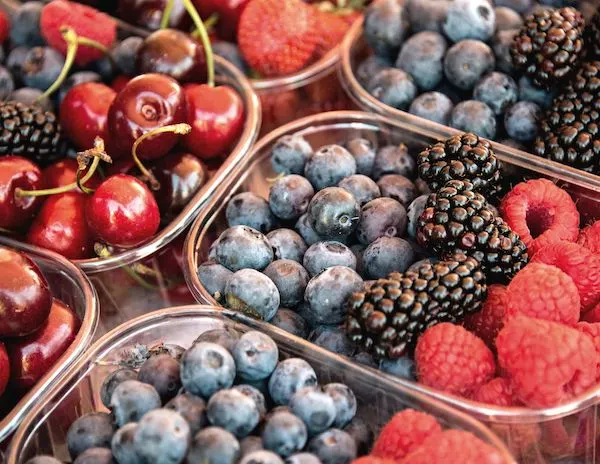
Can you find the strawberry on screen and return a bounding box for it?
[312,9,352,59]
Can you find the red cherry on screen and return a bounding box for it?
[183,84,244,159]
[107,73,187,160]
[0,342,9,398]
[6,298,80,391]
[86,174,161,247]
[0,156,44,230]
[155,233,186,279]
[27,192,94,259]
[0,9,10,44]
[0,247,53,337]
[117,0,191,31]
[111,75,131,94]
[43,158,102,190]
[60,82,116,151]
[106,157,137,177]
[194,0,251,42]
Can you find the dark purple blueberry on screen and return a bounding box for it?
[270,308,309,338]
[181,342,236,398]
[323,384,357,429]
[111,423,139,464]
[305,145,356,191]
[396,31,447,91]
[267,229,308,263]
[303,241,356,277]
[165,393,207,435]
[290,387,337,435]
[268,358,318,406]
[367,69,417,110]
[363,0,408,58]
[0,66,14,100]
[264,259,310,308]
[372,144,415,180]
[493,29,519,74]
[72,447,114,464]
[307,188,360,239]
[226,193,277,234]
[9,87,53,112]
[307,429,357,464]
[262,410,308,457]
[518,76,555,110]
[405,0,450,33]
[345,138,376,177]
[233,384,267,419]
[286,453,322,464]
[213,41,250,74]
[137,353,182,404]
[450,100,497,140]
[409,91,454,125]
[133,409,191,464]
[473,72,518,115]
[240,436,264,457]
[198,260,234,300]
[110,380,161,427]
[407,194,429,240]
[444,40,495,91]
[296,213,324,246]
[216,226,274,271]
[224,269,280,321]
[272,135,313,175]
[309,325,356,357]
[66,413,116,459]
[100,368,137,408]
[350,244,366,276]
[10,2,44,47]
[188,427,240,464]
[356,197,407,245]
[363,236,415,279]
[112,37,144,76]
[194,327,241,353]
[6,46,30,83]
[21,47,64,91]
[377,174,416,207]
[380,357,416,380]
[495,7,524,31]
[442,0,496,42]
[338,175,380,206]
[356,56,392,88]
[207,389,261,438]
[269,175,315,221]
[352,351,378,368]
[343,418,374,456]
[240,451,284,464]
[504,101,540,142]
[233,331,279,381]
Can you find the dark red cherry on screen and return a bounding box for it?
[106,158,137,177]
[107,73,187,160]
[43,158,102,190]
[6,298,80,391]
[183,84,244,159]
[86,174,161,247]
[136,29,206,84]
[0,247,53,337]
[27,192,94,259]
[118,0,191,31]
[0,156,44,230]
[60,82,117,151]
[0,343,9,398]
[111,75,131,94]
[194,0,251,42]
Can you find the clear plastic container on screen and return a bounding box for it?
[183,111,600,463]
[5,305,515,463]
[0,237,99,444]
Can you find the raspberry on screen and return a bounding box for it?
[504,263,580,326]
[496,316,597,407]
[472,378,517,407]
[371,409,442,461]
[532,241,600,310]
[415,323,496,397]
[500,178,580,255]
[582,301,600,322]
[578,220,600,254]
[576,322,600,379]
[399,430,507,464]
[0,9,10,44]
[490,423,541,461]
[463,284,507,348]
[352,457,395,464]
[40,0,117,66]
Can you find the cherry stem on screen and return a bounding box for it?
[94,244,158,290]
[181,0,215,87]
[37,27,78,101]
[131,123,192,191]
[160,0,175,29]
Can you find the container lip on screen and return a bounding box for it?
[338,18,600,193]
[184,109,600,424]
[0,236,99,443]
[6,305,515,464]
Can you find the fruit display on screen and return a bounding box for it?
[340,0,600,176]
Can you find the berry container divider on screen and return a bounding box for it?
[183,110,600,463]
[4,305,516,463]
[0,236,99,445]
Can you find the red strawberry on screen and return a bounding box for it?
[312,9,352,59]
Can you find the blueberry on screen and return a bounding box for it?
[10,2,44,47]
[181,342,236,398]
[110,380,161,427]
[263,410,308,457]
[323,384,357,429]
[137,354,182,404]
[450,100,497,139]
[22,47,65,91]
[350,244,366,276]
[367,69,417,110]
[473,72,519,116]
[351,351,378,368]
[408,92,454,125]
[296,214,325,246]
[307,188,360,239]
[405,0,450,33]
[377,174,416,207]
[72,448,114,464]
[240,450,284,464]
[444,40,495,91]
[240,436,264,457]
[504,101,541,142]
[198,260,234,300]
[6,46,30,83]
[379,357,416,380]
[356,56,392,88]
[225,269,280,321]
[492,29,519,75]
[272,135,313,176]
[289,387,336,436]
[133,409,190,464]
[304,145,356,191]
[286,453,323,464]
[216,226,274,271]
[213,42,249,74]
[67,413,115,458]
[303,241,357,277]
[269,175,315,221]
[233,331,279,381]
[109,36,144,76]
[407,194,429,240]
[309,325,355,357]
[495,0,533,13]
[397,32,447,91]
[25,457,63,464]
[194,327,241,353]
[343,418,374,455]
[226,193,277,234]
[264,260,310,308]
[188,427,240,464]
[100,368,137,408]
[338,175,380,206]
[443,0,496,42]
[267,229,307,263]
[111,424,139,464]
[9,87,53,112]
[58,71,102,104]
[518,76,555,110]
[233,384,267,419]
[165,393,207,435]
[363,0,408,57]
[307,430,357,464]
[495,7,524,30]
[372,144,415,180]
[0,66,14,100]
[270,309,309,338]
[356,198,407,245]
[407,258,439,273]
[363,236,415,279]
[345,138,377,176]
[268,358,318,405]
[207,389,261,438]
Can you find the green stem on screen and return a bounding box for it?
[94,244,158,290]
[182,0,215,87]
[38,27,78,101]
[160,0,175,29]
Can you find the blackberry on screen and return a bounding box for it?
[417,180,528,283]
[345,253,486,360]
[584,10,600,60]
[510,7,585,89]
[418,133,502,198]
[0,101,63,165]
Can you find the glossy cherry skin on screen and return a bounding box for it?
[0,342,9,397]
[118,0,191,31]
[0,247,53,337]
[151,152,207,217]
[107,73,187,160]
[111,75,131,94]
[27,192,94,259]
[60,82,117,151]
[136,29,206,84]
[0,156,44,230]
[6,298,80,391]
[183,84,244,159]
[86,174,161,248]
[195,0,251,42]
[43,158,102,190]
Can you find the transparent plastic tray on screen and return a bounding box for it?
[5,306,515,463]
[183,111,600,463]
[0,237,99,444]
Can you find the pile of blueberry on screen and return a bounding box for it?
[28,328,369,464]
[197,132,429,378]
